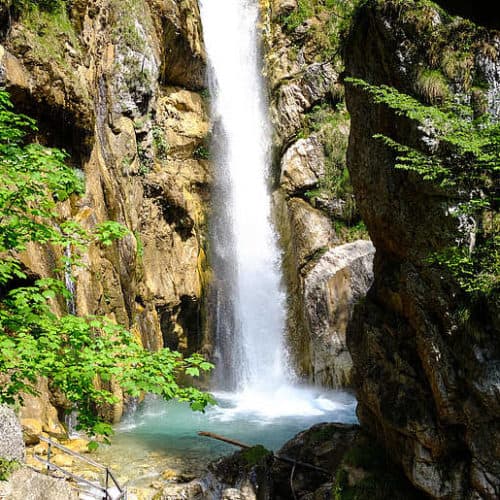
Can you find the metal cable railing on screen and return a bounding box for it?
[34,436,126,499]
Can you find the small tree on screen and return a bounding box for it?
[0,90,213,440]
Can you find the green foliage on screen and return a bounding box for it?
[7,0,69,15]
[300,103,361,228]
[199,88,211,101]
[17,1,81,66]
[0,90,214,437]
[281,0,315,31]
[152,125,169,160]
[280,0,360,65]
[241,445,271,466]
[194,144,210,160]
[334,220,369,242]
[134,231,144,260]
[416,69,449,104]
[0,458,19,481]
[109,0,147,52]
[347,77,499,295]
[94,221,130,247]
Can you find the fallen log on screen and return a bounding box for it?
[197,431,330,475]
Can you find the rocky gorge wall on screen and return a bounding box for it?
[261,0,374,387]
[344,1,500,498]
[0,0,212,427]
[0,0,377,439]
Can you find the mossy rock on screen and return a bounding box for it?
[241,445,272,467]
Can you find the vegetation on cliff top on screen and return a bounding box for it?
[0,90,214,440]
[280,0,359,64]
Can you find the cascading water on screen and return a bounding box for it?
[91,0,357,481]
[64,244,76,316]
[199,0,353,419]
[201,0,289,393]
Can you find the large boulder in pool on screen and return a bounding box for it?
[177,423,424,499]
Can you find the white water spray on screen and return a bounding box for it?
[200,0,289,393]
[199,0,357,421]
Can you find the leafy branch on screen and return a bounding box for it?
[346,77,499,295]
[0,90,214,438]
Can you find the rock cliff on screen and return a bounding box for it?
[0,0,211,426]
[262,0,374,387]
[345,1,500,497]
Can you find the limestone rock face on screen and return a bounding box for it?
[272,62,337,148]
[279,135,324,196]
[304,241,375,387]
[287,198,335,267]
[0,405,25,462]
[0,0,211,430]
[18,379,66,439]
[152,0,206,89]
[344,1,500,497]
[263,2,372,387]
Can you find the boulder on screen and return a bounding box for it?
[0,467,77,499]
[0,405,25,462]
[280,135,324,196]
[304,240,375,386]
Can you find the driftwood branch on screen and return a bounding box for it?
[197,431,330,475]
[198,431,253,450]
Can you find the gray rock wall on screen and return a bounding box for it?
[344,1,500,497]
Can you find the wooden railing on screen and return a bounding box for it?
[34,436,126,499]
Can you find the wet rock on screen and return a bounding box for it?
[344,1,500,497]
[304,240,375,387]
[280,135,324,196]
[0,405,25,462]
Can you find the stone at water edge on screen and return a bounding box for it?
[60,437,91,454]
[51,453,74,468]
[20,418,43,446]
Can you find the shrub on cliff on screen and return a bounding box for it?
[347,78,499,296]
[0,90,214,440]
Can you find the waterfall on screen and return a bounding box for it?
[86,3,358,470]
[63,244,79,436]
[64,244,76,316]
[200,0,290,392]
